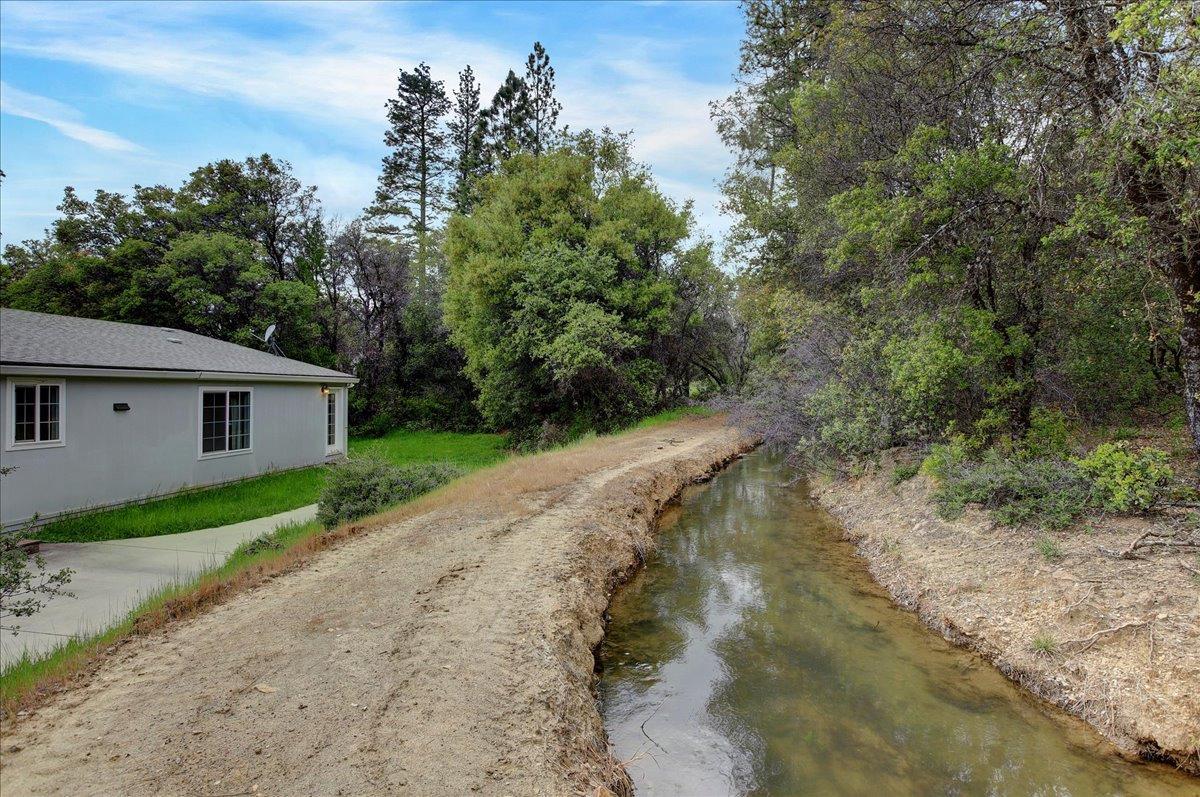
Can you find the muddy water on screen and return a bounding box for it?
[598,450,1196,796]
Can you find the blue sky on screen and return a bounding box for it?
[0,1,744,250]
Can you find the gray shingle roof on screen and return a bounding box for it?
[1,308,354,381]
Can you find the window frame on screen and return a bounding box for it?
[196,386,254,460]
[5,378,66,451]
[326,391,336,449]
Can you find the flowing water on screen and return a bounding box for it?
[598,450,1197,796]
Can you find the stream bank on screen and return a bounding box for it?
[0,417,756,797]
[815,452,1200,776]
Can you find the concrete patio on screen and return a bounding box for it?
[1,504,317,664]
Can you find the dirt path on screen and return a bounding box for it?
[815,453,1200,775]
[0,417,755,796]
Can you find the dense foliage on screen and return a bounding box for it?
[444,133,745,444]
[719,1,1198,462]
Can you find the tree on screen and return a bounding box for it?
[369,62,451,274]
[178,155,320,282]
[482,70,532,157]
[2,156,329,365]
[718,0,1196,460]
[444,135,729,443]
[447,66,488,214]
[523,42,562,154]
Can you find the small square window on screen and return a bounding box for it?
[9,381,63,447]
[200,388,251,456]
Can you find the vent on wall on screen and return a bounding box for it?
[113,403,131,412]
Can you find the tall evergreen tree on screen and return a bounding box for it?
[523,42,561,154]
[483,70,531,157]
[369,62,450,273]
[447,66,487,214]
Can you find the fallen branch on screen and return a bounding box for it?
[1062,620,1148,653]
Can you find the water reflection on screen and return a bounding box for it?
[598,450,1196,796]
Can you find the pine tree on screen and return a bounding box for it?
[524,42,561,154]
[369,62,450,273]
[447,66,487,214]
[483,70,532,157]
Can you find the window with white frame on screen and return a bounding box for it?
[200,388,252,455]
[326,391,337,447]
[9,380,64,447]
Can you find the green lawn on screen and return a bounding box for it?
[38,430,507,543]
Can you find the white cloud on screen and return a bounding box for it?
[0,81,141,152]
[0,1,736,237]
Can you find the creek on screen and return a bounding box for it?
[598,449,1196,795]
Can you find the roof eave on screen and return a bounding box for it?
[0,363,358,385]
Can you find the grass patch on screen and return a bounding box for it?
[1031,633,1059,657]
[629,405,714,430]
[38,468,329,543]
[891,461,920,485]
[1035,536,1064,562]
[348,429,507,470]
[38,430,507,543]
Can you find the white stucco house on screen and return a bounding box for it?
[0,308,356,529]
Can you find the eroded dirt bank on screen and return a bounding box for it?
[815,456,1200,776]
[0,417,756,796]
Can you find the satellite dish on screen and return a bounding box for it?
[260,322,285,357]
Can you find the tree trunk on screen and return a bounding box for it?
[1178,301,1200,456]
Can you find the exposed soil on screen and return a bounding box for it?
[0,417,756,796]
[815,451,1200,776]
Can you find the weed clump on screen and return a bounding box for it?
[318,458,462,529]
[1034,536,1064,562]
[1031,634,1059,657]
[891,461,920,485]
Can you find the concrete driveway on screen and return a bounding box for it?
[1,504,317,664]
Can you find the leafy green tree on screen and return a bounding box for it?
[444,136,727,442]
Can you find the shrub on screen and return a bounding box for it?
[929,449,1091,530]
[891,461,920,485]
[1073,442,1173,512]
[921,436,969,481]
[317,458,462,529]
[1022,407,1070,459]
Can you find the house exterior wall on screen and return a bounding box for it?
[0,375,350,529]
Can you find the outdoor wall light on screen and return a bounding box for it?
[320,385,330,395]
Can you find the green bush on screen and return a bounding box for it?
[1022,407,1070,459]
[317,458,462,529]
[929,449,1091,529]
[920,436,969,481]
[891,461,920,485]
[1073,442,1173,512]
